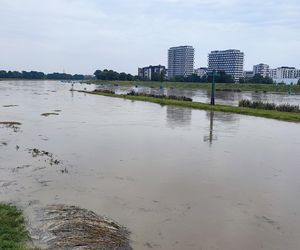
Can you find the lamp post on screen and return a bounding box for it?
[208,70,220,105]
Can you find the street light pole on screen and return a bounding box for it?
[209,70,220,105]
[211,71,216,105]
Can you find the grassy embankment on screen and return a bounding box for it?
[0,203,31,250]
[79,90,300,123]
[86,80,300,93]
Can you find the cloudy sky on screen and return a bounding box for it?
[0,0,299,74]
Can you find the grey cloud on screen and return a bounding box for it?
[0,0,299,74]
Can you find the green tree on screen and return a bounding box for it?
[207,71,234,83]
[151,72,161,81]
[94,69,134,81]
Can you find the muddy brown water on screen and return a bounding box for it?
[1,80,300,250]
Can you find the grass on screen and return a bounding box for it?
[0,203,30,250]
[79,90,300,123]
[85,80,300,93]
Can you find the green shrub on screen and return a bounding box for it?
[0,204,29,250]
[126,91,192,102]
[239,99,299,113]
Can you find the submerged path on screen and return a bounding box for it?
[79,90,300,123]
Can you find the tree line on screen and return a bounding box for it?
[94,69,235,83]
[94,69,136,81]
[169,71,234,83]
[0,70,85,80]
[239,74,274,84]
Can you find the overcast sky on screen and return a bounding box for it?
[0,0,299,74]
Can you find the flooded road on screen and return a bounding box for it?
[94,83,300,106]
[1,80,300,250]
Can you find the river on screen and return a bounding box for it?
[93,83,300,106]
[0,80,300,250]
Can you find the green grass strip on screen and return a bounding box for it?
[0,204,30,250]
[86,80,300,93]
[79,91,300,123]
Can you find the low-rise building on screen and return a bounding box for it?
[253,63,270,77]
[243,71,254,79]
[138,65,166,80]
[269,66,300,84]
[194,67,208,78]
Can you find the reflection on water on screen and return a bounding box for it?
[203,111,217,145]
[1,81,300,250]
[166,106,192,128]
[203,111,241,146]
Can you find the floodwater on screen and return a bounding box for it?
[95,84,300,106]
[1,80,300,250]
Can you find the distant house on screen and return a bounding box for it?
[253,63,270,77]
[243,70,254,79]
[194,67,208,78]
[138,65,166,81]
[270,66,300,84]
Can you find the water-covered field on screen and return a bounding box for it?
[1,80,300,250]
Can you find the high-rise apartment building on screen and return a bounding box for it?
[168,46,195,79]
[208,49,244,82]
[253,63,270,77]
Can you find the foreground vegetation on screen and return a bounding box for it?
[86,80,300,93]
[79,90,300,123]
[0,204,30,250]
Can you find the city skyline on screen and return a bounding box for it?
[0,0,300,75]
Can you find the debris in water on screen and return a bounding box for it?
[28,148,61,166]
[41,113,59,117]
[29,148,53,158]
[2,104,19,107]
[35,204,132,250]
[60,167,69,174]
[0,121,22,132]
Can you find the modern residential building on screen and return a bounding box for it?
[243,70,254,79]
[194,67,208,78]
[253,63,270,77]
[269,67,300,84]
[168,46,195,79]
[138,65,166,80]
[208,49,244,82]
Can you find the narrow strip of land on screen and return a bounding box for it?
[86,80,300,93]
[79,90,300,123]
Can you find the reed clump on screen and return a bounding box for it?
[127,90,192,102]
[239,99,300,113]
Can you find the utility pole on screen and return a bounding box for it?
[208,70,220,105]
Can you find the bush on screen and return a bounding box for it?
[93,89,115,94]
[127,91,192,101]
[239,99,299,113]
